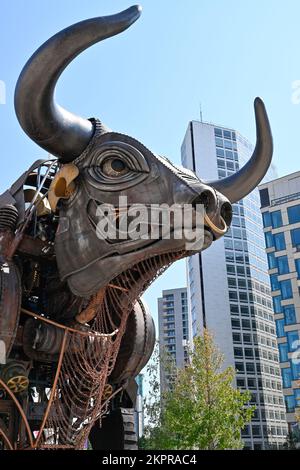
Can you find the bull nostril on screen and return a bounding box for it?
[193,190,217,215]
[220,202,232,226]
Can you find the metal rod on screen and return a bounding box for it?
[21,308,118,338]
[34,330,68,448]
[0,427,14,450]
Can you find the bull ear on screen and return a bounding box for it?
[14,6,142,162]
[48,164,79,212]
[208,98,273,203]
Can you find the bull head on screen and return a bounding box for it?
[14,5,273,298]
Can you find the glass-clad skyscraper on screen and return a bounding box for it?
[259,171,300,433]
[181,120,288,449]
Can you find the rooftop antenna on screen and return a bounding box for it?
[199,102,203,123]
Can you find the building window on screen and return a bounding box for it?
[283,305,296,325]
[276,319,285,337]
[291,228,300,247]
[287,204,300,225]
[262,211,272,227]
[264,231,274,248]
[274,232,286,251]
[286,331,299,352]
[246,363,255,373]
[231,319,240,329]
[270,274,280,291]
[278,343,288,363]
[242,319,251,329]
[294,389,300,408]
[285,395,296,413]
[229,291,238,300]
[277,255,289,275]
[267,252,277,269]
[239,292,248,302]
[271,210,283,228]
[235,362,244,372]
[272,295,282,314]
[282,368,292,388]
[243,333,251,343]
[233,333,241,342]
[245,349,254,358]
[237,378,245,388]
[214,128,222,137]
[227,264,235,274]
[234,348,243,357]
[252,426,262,437]
[295,259,300,279]
[280,279,293,300]
[230,304,239,314]
[260,189,270,208]
[241,425,250,436]
[291,361,300,380]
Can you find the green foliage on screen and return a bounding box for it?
[141,330,255,450]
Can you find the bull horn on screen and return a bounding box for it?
[208,98,273,203]
[14,5,142,162]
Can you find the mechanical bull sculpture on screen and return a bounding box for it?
[0,5,272,449]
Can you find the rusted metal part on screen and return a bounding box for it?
[75,287,106,324]
[0,260,22,361]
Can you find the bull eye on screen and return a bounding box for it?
[101,157,129,177]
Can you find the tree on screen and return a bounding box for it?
[141,330,254,450]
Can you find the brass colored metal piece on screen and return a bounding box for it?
[6,375,29,393]
[48,164,79,211]
[75,287,106,324]
[102,384,113,401]
[204,212,227,235]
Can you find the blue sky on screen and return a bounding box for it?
[1,0,300,333]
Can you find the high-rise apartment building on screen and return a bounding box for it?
[180,120,288,449]
[259,171,300,432]
[158,288,189,392]
[135,373,144,438]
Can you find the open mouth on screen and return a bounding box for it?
[84,248,188,336]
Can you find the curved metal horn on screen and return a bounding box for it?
[208,98,273,203]
[14,5,142,162]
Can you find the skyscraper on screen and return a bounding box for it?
[158,288,189,392]
[259,171,300,433]
[180,120,288,449]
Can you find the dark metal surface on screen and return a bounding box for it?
[110,299,155,385]
[14,6,141,161]
[55,123,228,296]
[0,262,21,360]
